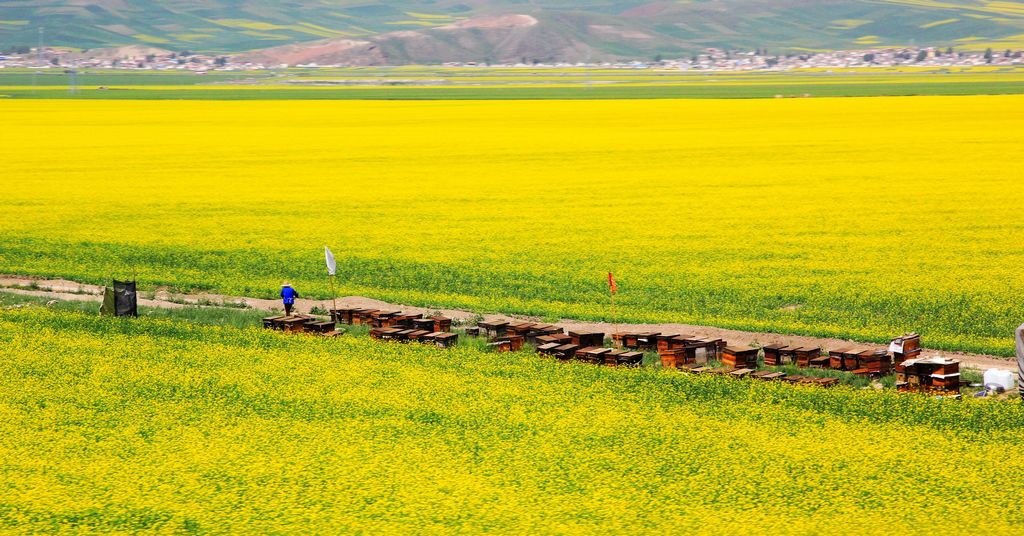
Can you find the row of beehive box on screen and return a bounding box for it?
[677,364,841,387]
[895,356,960,395]
[369,326,459,348]
[486,326,609,355]
[535,342,644,366]
[331,308,452,332]
[263,315,340,335]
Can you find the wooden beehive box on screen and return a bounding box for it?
[722,346,758,369]
[762,344,788,367]
[793,347,820,367]
[351,309,379,325]
[603,349,627,367]
[633,332,659,350]
[488,340,512,353]
[814,377,840,388]
[395,329,417,342]
[330,308,356,325]
[858,349,891,374]
[477,320,509,337]
[526,324,560,345]
[659,348,685,369]
[464,327,481,337]
[553,344,579,360]
[932,360,959,376]
[569,331,605,348]
[505,322,536,337]
[655,334,683,352]
[537,342,562,355]
[281,317,308,333]
[497,335,524,352]
[828,348,850,370]
[306,321,336,334]
[583,347,612,365]
[694,337,724,360]
[263,315,286,329]
[809,356,831,369]
[537,333,572,346]
[434,332,458,348]
[618,351,644,367]
[405,330,430,342]
[731,368,755,379]
[432,317,452,333]
[413,318,436,332]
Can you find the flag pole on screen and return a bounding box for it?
[611,288,616,335]
[329,274,337,313]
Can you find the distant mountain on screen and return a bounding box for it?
[2,1,1022,63]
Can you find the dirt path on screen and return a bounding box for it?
[1,275,1016,372]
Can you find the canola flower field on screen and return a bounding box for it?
[2,96,1024,356]
[1,307,1023,533]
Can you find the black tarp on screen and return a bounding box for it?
[113,280,137,317]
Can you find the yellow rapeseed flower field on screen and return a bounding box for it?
[2,96,1023,355]
[1,308,1023,533]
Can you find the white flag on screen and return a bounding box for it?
[324,246,336,276]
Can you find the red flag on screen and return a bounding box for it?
[608,272,617,295]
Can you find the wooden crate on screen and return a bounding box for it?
[762,344,788,367]
[569,331,605,348]
[721,346,758,369]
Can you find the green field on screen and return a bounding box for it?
[2,67,1023,99]
[0,306,1022,533]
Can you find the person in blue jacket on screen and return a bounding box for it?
[281,282,299,316]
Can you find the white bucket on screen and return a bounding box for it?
[983,369,1015,391]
